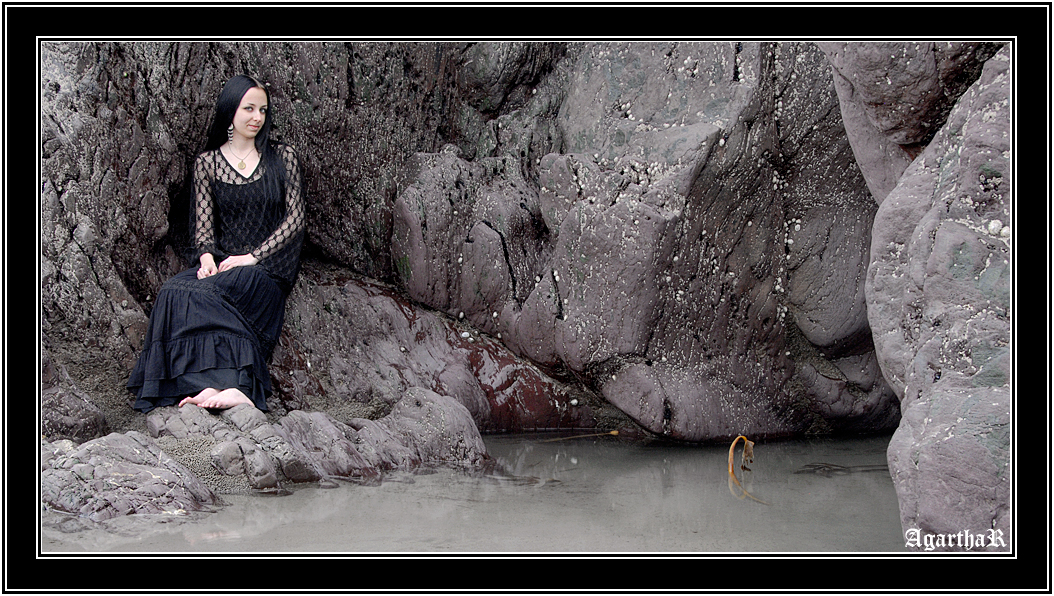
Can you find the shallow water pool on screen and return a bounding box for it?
[40,432,906,553]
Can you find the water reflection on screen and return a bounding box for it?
[41,433,905,553]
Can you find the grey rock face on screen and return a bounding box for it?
[393,42,898,440]
[41,386,109,444]
[41,340,109,442]
[865,46,1011,550]
[278,266,609,432]
[41,40,897,446]
[41,43,166,369]
[818,42,1003,202]
[40,431,219,521]
[348,387,491,470]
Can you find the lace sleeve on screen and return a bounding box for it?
[250,145,306,262]
[192,153,217,259]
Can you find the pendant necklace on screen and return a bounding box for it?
[228,142,253,170]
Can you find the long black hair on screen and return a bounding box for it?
[202,74,287,197]
[204,74,274,152]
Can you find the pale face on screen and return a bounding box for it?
[230,86,268,142]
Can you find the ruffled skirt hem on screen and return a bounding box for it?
[128,333,271,412]
[127,266,286,413]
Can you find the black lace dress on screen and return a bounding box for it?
[128,143,306,412]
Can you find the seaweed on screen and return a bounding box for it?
[728,435,769,505]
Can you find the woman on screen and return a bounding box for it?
[127,75,306,412]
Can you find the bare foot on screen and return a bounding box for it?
[179,387,219,408]
[179,387,253,410]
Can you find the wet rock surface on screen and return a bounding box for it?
[42,389,490,517]
[38,40,1010,550]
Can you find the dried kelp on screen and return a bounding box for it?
[728,435,768,505]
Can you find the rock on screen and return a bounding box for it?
[41,40,899,444]
[280,265,608,433]
[40,432,219,521]
[457,42,568,118]
[392,42,898,440]
[349,387,490,470]
[40,438,77,472]
[41,386,110,444]
[267,332,320,413]
[866,46,1011,550]
[136,387,490,496]
[40,340,110,443]
[276,410,378,481]
[234,437,281,490]
[41,43,169,368]
[41,385,492,522]
[818,41,1003,201]
[209,441,244,476]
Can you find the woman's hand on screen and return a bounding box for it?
[197,254,218,279]
[218,253,259,272]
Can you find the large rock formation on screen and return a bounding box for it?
[39,40,1011,549]
[392,42,899,440]
[857,46,1011,550]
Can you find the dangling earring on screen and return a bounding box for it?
[227,123,234,143]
